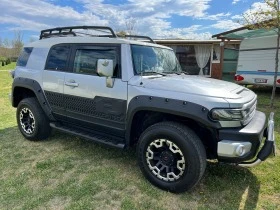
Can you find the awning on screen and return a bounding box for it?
[212,25,277,40]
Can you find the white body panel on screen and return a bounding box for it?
[14,35,257,128]
[236,35,280,87]
[127,74,256,110]
[14,47,49,86]
[64,73,127,100]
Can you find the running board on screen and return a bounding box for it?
[50,123,125,149]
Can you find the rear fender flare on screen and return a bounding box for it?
[12,77,55,121]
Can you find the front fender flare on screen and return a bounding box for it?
[125,95,221,145]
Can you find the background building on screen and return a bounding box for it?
[155,39,241,81]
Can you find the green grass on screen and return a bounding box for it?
[0,71,279,209]
[0,62,16,70]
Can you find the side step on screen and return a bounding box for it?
[50,123,125,149]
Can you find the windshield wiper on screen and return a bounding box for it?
[142,71,167,76]
[164,71,182,75]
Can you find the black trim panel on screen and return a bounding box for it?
[45,90,64,110]
[125,95,221,144]
[44,91,127,137]
[64,95,126,123]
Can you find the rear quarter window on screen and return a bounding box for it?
[16,47,33,67]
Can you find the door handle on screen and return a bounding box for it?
[65,80,79,87]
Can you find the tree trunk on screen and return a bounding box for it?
[270,1,280,108]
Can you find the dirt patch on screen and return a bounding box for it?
[39,196,71,210]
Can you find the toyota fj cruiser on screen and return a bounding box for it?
[10,26,275,193]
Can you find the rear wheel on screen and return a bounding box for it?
[137,121,206,193]
[17,97,51,141]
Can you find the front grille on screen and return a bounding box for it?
[241,99,257,125]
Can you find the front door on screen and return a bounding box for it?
[63,44,127,137]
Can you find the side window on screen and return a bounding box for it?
[45,45,70,71]
[73,47,119,77]
[17,47,33,67]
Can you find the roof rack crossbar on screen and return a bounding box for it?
[39,26,117,39]
[74,31,115,38]
[40,31,77,39]
[124,35,156,43]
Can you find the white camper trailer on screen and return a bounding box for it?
[235,35,280,87]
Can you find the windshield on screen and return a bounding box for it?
[131,45,182,75]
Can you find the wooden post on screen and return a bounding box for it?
[219,38,225,80]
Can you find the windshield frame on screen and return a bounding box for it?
[130,44,182,76]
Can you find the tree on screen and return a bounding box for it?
[125,18,137,35]
[12,30,24,58]
[241,0,280,108]
[2,38,11,58]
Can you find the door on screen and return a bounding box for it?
[42,44,71,115]
[63,44,127,137]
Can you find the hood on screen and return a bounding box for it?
[130,75,249,99]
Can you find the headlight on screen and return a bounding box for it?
[210,109,244,121]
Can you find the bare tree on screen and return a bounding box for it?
[12,30,24,58]
[2,38,11,58]
[241,0,280,108]
[125,18,137,35]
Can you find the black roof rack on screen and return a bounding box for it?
[39,26,117,39]
[124,35,156,44]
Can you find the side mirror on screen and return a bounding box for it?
[97,59,114,77]
[97,59,115,88]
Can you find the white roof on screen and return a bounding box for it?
[26,36,171,49]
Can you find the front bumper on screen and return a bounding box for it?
[217,111,275,166]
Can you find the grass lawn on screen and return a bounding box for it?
[0,62,16,71]
[0,69,279,210]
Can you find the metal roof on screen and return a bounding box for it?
[155,39,241,44]
[212,20,277,40]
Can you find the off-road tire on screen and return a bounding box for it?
[17,97,51,141]
[137,121,206,193]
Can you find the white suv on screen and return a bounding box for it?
[10,26,275,193]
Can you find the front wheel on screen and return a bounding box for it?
[137,122,206,193]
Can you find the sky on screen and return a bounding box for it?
[0,0,270,43]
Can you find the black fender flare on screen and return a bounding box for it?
[12,77,55,121]
[125,95,221,145]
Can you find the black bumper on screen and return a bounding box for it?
[218,111,274,163]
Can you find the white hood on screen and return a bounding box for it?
[129,75,250,99]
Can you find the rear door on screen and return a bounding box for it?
[42,44,71,116]
[63,44,127,137]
